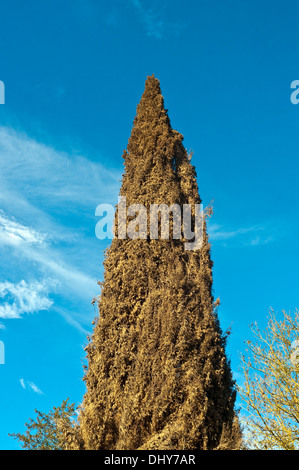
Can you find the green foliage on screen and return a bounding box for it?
[64,75,240,450]
[9,399,77,450]
[239,309,299,450]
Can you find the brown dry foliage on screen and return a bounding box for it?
[63,76,241,450]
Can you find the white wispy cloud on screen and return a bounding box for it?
[0,280,53,319]
[19,378,44,395]
[0,210,47,247]
[208,222,274,246]
[208,223,262,241]
[19,378,26,389]
[0,208,98,329]
[0,217,97,299]
[0,126,120,212]
[27,381,44,395]
[129,0,181,39]
[131,0,164,39]
[0,125,120,329]
[248,235,274,247]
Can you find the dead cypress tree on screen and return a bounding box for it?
[68,75,241,450]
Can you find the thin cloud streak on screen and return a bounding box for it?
[28,381,44,395]
[0,210,48,247]
[208,223,263,240]
[0,126,120,212]
[207,221,276,247]
[0,211,97,299]
[0,280,54,319]
[0,126,119,329]
[19,379,44,395]
[129,0,181,39]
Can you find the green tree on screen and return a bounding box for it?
[10,399,77,450]
[65,75,240,450]
[239,309,299,450]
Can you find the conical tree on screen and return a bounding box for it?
[67,75,240,450]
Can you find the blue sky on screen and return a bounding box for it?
[0,0,299,449]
